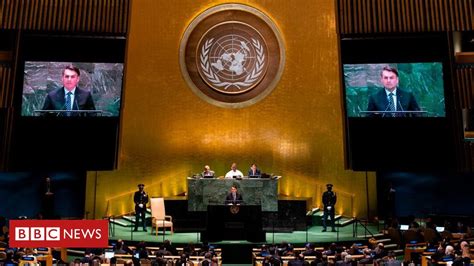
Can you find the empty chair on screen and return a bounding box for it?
[151,197,173,235]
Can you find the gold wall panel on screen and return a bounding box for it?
[85,0,377,219]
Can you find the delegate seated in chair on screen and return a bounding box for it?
[151,198,173,235]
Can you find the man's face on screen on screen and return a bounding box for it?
[62,69,80,91]
[381,70,399,91]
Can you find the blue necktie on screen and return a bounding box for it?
[65,92,72,116]
[387,92,395,117]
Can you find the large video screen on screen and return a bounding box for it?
[343,62,445,118]
[21,61,124,117]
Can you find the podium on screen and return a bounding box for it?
[360,110,427,117]
[34,110,103,117]
[205,205,265,242]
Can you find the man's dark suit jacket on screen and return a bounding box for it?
[248,168,261,176]
[224,192,243,205]
[367,88,420,117]
[42,87,95,116]
[133,190,149,212]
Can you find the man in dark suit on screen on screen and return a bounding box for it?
[367,66,420,117]
[42,65,95,116]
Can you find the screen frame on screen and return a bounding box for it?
[21,60,124,117]
[14,32,127,120]
[339,32,456,171]
[8,32,127,171]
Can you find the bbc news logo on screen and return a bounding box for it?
[10,220,108,247]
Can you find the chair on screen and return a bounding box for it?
[403,229,423,243]
[151,197,173,235]
[387,228,402,248]
[422,228,439,243]
[19,255,38,266]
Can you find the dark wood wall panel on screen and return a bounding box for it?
[0,64,13,169]
[337,0,473,34]
[0,0,130,34]
[456,67,474,109]
[0,64,12,108]
[456,65,474,176]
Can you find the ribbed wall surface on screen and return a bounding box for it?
[0,0,129,33]
[337,0,473,34]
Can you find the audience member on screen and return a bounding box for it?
[288,251,309,266]
[302,243,317,256]
[357,248,374,264]
[372,243,387,260]
[383,251,402,266]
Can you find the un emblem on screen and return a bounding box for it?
[198,22,267,94]
[180,4,285,108]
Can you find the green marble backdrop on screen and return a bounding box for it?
[344,63,445,117]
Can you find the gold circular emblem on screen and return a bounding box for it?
[229,205,240,214]
[180,4,285,108]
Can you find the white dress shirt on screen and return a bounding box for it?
[225,169,244,179]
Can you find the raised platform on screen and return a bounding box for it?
[111,197,312,233]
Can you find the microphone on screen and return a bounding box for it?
[382,102,391,118]
[398,100,405,117]
[75,98,81,117]
[58,101,68,117]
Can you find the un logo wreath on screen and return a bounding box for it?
[200,38,265,91]
[179,3,285,108]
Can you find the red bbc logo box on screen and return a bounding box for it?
[10,220,108,248]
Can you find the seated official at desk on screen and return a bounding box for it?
[225,162,244,179]
[248,163,261,177]
[202,165,215,178]
[224,185,243,205]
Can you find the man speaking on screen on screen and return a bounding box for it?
[42,65,95,116]
[367,66,420,117]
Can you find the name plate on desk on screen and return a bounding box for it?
[187,177,280,212]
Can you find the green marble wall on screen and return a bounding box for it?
[187,177,279,211]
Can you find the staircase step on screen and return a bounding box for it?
[307,207,320,216]
[122,215,136,222]
[376,238,392,243]
[339,217,355,226]
[314,213,343,220]
[393,249,404,256]
[384,244,398,249]
[110,218,134,227]
[123,214,152,223]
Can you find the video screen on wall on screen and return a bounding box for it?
[343,62,445,118]
[21,61,124,117]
